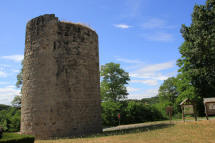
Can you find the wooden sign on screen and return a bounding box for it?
[203,98,215,120]
[180,98,197,122]
[166,106,173,122]
[166,106,173,114]
[183,105,194,115]
[206,102,215,115]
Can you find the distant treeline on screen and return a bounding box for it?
[0,106,20,132]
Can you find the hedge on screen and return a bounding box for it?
[0,133,34,143]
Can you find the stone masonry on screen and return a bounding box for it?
[21,14,102,139]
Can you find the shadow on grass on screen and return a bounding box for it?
[88,123,174,138]
[38,123,175,140]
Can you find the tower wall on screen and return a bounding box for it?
[21,14,102,139]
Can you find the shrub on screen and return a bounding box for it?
[0,108,20,132]
[101,101,122,126]
[124,101,164,124]
[0,133,34,143]
[101,100,165,127]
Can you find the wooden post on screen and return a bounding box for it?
[166,106,173,123]
[194,104,197,121]
[181,106,185,122]
[204,103,209,120]
[169,111,172,120]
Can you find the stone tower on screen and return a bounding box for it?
[21,14,102,139]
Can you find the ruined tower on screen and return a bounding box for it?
[21,14,102,139]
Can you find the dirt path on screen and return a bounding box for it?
[103,117,215,132]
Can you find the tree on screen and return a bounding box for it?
[175,73,203,115]
[13,60,23,108]
[175,73,199,104]
[11,96,21,108]
[16,60,23,88]
[100,62,130,102]
[101,101,121,126]
[179,0,215,98]
[0,107,21,132]
[157,77,179,116]
[158,77,178,105]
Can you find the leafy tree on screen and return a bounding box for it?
[175,73,199,104]
[11,96,21,108]
[157,77,178,117]
[100,62,130,102]
[158,77,178,105]
[0,107,21,132]
[101,100,164,126]
[141,96,159,105]
[16,60,23,88]
[125,101,161,123]
[101,101,121,126]
[179,0,215,98]
[13,60,23,108]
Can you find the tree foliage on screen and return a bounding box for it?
[16,60,23,88]
[100,62,130,102]
[11,96,21,108]
[0,107,21,132]
[157,77,180,117]
[179,0,215,98]
[101,101,164,126]
[158,74,200,116]
[101,101,121,126]
[158,77,178,105]
[175,73,199,104]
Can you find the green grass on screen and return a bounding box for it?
[36,119,215,143]
[0,133,34,143]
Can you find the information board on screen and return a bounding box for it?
[206,103,215,115]
[184,105,194,115]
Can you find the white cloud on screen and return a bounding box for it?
[130,61,175,81]
[0,85,20,105]
[128,88,159,99]
[130,79,158,86]
[129,61,176,91]
[0,64,11,68]
[130,73,169,81]
[1,55,24,62]
[143,32,174,42]
[116,58,143,64]
[115,58,177,100]
[142,18,166,29]
[12,69,20,73]
[123,0,146,18]
[127,86,140,93]
[137,61,175,73]
[0,82,9,85]
[0,71,7,78]
[114,24,132,29]
[142,18,177,29]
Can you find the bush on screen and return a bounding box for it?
[101,101,121,126]
[0,108,20,132]
[0,133,34,143]
[101,100,165,127]
[124,101,164,124]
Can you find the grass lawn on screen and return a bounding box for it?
[36,120,215,143]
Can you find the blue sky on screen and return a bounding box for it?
[0,0,206,105]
